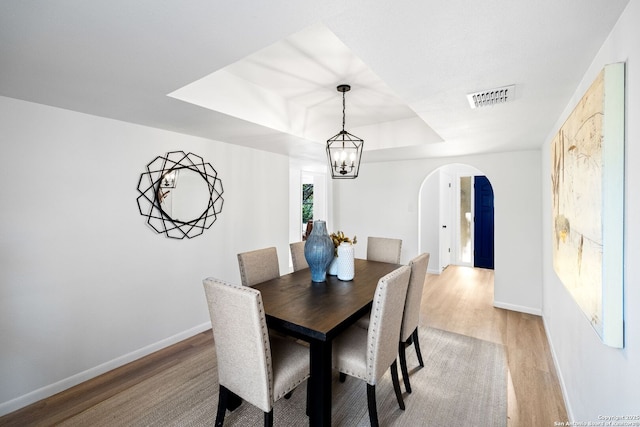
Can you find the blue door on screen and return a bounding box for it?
[474,176,494,269]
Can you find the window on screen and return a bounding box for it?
[302,183,313,235]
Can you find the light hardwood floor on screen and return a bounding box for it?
[1,265,567,426]
[421,266,568,426]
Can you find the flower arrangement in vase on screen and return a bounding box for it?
[328,231,357,279]
[330,231,357,252]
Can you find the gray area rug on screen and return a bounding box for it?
[62,327,507,426]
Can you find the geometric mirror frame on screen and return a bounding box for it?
[136,151,224,239]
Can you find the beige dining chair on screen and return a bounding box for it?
[398,252,430,394]
[203,278,310,427]
[366,236,402,264]
[237,247,280,286]
[289,241,309,271]
[355,236,403,330]
[332,265,412,427]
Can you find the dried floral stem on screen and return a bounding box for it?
[330,231,357,256]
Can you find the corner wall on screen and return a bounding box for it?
[541,0,640,420]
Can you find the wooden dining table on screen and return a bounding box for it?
[252,258,402,427]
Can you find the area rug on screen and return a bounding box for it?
[62,327,507,426]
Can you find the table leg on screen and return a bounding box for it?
[308,339,332,427]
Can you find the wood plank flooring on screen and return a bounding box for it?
[421,265,568,426]
[0,265,567,426]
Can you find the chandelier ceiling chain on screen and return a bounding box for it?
[326,84,364,179]
[341,85,346,132]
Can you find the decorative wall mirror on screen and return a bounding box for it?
[137,151,224,239]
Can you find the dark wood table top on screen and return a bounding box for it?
[253,258,401,341]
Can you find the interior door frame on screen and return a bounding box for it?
[456,175,475,267]
[439,170,453,272]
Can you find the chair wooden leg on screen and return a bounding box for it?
[398,341,412,393]
[390,360,405,410]
[215,385,228,427]
[263,409,273,427]
[366,384,379,427]
[339,372,346,382]
[412,328,424,367]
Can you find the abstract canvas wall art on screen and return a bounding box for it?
[551,62,625,348]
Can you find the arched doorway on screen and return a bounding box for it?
[418,164,494,273]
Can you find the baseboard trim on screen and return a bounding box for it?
[0,322,212,417]
[542,316,574,422]
[493,301,542,316]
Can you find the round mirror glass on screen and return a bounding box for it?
[158,168,210,223]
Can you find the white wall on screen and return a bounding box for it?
[541,0,640,420]
[419,169,440,273]
[332,150,542,315]
[0,96,291,414]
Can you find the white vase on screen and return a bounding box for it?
[337,242,355,281]
[328,256,339,275]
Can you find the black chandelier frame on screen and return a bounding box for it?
[326,84,364,179]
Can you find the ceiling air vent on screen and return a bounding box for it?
[467,85,515,109]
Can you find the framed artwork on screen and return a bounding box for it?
[551,62,625,348]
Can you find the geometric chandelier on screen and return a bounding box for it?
[326,84,364,179]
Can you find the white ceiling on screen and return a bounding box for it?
[0,0,630,164]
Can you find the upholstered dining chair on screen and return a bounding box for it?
[332,265,412,427]
[237,247,280,287]
[289,241,309,271]
[355,237,402,331]
[366,236,402,264]
[202,278,310,427]
[398,252,430,394]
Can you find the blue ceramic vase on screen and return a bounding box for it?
[304,220,334,282]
